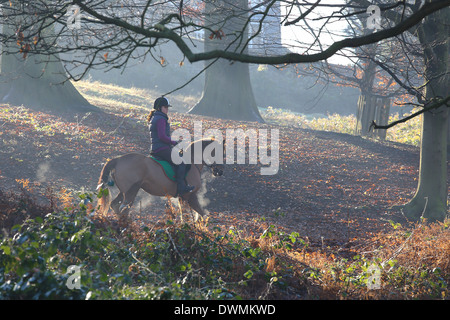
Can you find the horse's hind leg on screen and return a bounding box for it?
[187,194,207,221]
[118,183,141,226]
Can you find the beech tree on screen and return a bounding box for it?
[188,0,263,122]
[348,0,450,221]
[315,7,422,139]
[399,4,449,222]
[0,1,93,111]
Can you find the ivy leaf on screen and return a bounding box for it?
[1,245,11,255]
[243,270,253,279]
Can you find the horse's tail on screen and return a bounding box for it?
[96,158,118,216]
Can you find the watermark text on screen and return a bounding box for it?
[171,121,279,175]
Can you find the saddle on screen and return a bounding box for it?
[149,155,190,182]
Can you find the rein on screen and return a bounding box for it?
[176,139,224,176]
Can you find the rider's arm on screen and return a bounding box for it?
[156,118,177,145]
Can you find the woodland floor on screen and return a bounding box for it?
[1,104,447,258]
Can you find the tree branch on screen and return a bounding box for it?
[73,0,450,65]
[371,95,450,130]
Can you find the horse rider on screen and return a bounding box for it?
[147,96,194,196]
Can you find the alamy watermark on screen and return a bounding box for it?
[67,4,382,32]
[366,5,382,30]
[66,265,81,290]
[367,264,381,290]
[171,121,279,176]
[66,4,82,30]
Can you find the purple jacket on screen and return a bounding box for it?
[149,111,177,153]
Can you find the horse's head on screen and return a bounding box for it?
[211,164,224,176]
[188,138,225,176]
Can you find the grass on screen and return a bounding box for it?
[73,78,198,114]
[262,106,423,147]
[73,79,155,112]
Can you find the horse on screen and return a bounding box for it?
[96,138,224,224]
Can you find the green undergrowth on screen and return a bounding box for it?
[0,190,300,300]
[1,188,448,300]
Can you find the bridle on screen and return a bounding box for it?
[175,140,224,176]
[194,162,224,176]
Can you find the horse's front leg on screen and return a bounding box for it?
[186,194,207,221]
[111,192,123,215]
[118,183,141,227]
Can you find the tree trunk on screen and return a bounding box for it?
[0,53,94,112]
[0,5,94,112]
[355,94,376,136]
[374,97,390,140]
[354,42,377,137]
[403,107,448,221]
[402,5,449,222]
[188,0,263,122]
[355,95,390,139]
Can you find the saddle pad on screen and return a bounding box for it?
[149,156,190,182]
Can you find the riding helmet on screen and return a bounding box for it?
[154,97,172,110]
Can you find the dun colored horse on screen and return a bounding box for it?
[96,138,224,223]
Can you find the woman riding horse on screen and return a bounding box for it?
[146,96,194,196]
[96,138,224,223]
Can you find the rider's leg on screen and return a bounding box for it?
[152,147,194,196]
[151,147,172,162]
[175,163,194,196]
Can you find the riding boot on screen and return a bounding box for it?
[175,163,194,196]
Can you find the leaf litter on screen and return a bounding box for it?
[0,104,448,263]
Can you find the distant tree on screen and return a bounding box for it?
[0,2,93,112]
[315,8,422,139]
[189,0,263,122]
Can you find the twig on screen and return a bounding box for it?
[382,197,428,268]
[163,57,218,96]
[130,251,164,281]
[104,113,130,137]
[166,227,187,264]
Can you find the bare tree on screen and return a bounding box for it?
[188,0,263,121]
[0,1,93,111]
[314,5,423,139]
[347,0,450,221]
